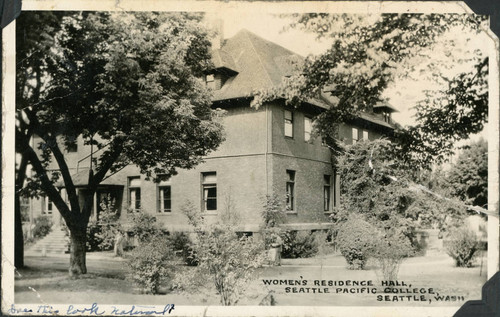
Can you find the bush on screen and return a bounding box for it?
[314,230,336,256]
[127,235,175,294]
[335,216,378,269]
[372,233,413,280]
[128,213,162,243]
[445,226,480,267]
[86,220,103,252]
[95,201,123,251]
[32,216,53,239]
[167,232,197,266]
[281,230,319,259]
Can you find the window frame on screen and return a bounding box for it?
[128,176,141,212]
[202,172,217,212]
[352,127,359,144]
[323,175,331,212]
[286,170,296,212]
[284,110,294,138]
[157,178,172,213]
[43,196,53,215]
[362,130,369,141]
[304,116,312,142]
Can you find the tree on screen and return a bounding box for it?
[333,139,466,248]
[252,13,488,167]
[16,12,225,276]
[447,138,488,208]
[15,11,65,268]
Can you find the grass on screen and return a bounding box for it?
[14,251,487,307]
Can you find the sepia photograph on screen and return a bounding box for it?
[2,1,499,316]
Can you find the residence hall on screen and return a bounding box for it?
[31,29,397,234]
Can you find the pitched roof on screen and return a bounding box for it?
[211,29,303,101]
[211,29,397,129]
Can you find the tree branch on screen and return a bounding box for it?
[23,143,74,223]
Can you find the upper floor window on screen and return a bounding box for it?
[324,175,331,212]
[157,178,172,213]
[304,117,312,142]
[362,130,369,141]
[202,172,217,212]
[128,177,141,212]
[284,110,294,138]
[383,111,391,123]
[286,170,295,211]
[352,128,359,144]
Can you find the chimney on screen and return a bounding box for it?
[206,17,224,50]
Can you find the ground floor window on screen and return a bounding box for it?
[286,170,295,211]
[202,172,217,211]
[158,186,172,213]
[128,177,141,212]
[324,175,331,212]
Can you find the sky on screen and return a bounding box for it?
[208,12,489,138]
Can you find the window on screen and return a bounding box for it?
[333,171,338,208]
[158,178,172,213]
[286,170,295,211]
[324,175,331,212]
[363,130,369,141]
[202,172,217,211]
[128,177,141,212]
[352,127,359,144]
[67,136,78,152]
[43,196,53,214]
[284,110,294,138]
[304,117,312,142]
[383,111,391,123]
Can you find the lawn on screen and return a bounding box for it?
[14,251,487,307]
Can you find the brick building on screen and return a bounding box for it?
[30,29,396,234]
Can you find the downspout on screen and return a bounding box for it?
[265,104,269,196]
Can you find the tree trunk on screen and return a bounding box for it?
[15,194,24,268]
[69,225,87,276]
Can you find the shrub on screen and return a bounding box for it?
[96,201,124,252]
[167,232,197,266]
[313,230,336,256]
[127,235,175,294]
[183,201,267,305]
[335,216,378,269]
[32,216,53,239]
[86,220,103,252]
[281,230,319,259]
[372,233,413,280]
[128,213,162,243]
[193,227,266,305]
[445,226,479,267]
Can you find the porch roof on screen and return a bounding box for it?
[54,169,123,188]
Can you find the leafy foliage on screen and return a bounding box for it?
[16,11,224,275]
[372,233,413,280]
[335,215,378,269]
[167,232,198,266]
[85,220,103,252]
[447,138,488,208]
[281,231,319,259]
[127,235,176,294]
[445,226,480,267]
[183,202,266,305]
[128,213,163,244]
[253,13,487,167]
[32,216,53,239]
[335,139,466,240]
[95,201,124,251]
